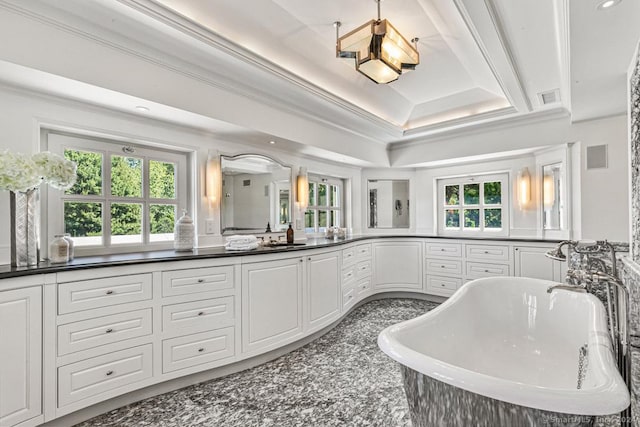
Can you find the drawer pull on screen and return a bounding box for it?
[106,370,114,376]
[105,328,114,334]
[440,284,446,287]
[484,251,489,254]
[348,295,353,300]
[485,269,490,273]
[198,311,205,316]
[197,279,205,283]
[440,265,445,268]
[440,248,445,251]
[105,290,114,295]
[198,348,205,352]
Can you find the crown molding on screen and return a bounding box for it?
[389,107,570,150]
[116,0,402,140]
[401,106,516,138]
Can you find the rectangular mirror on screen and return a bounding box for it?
[368,179,410,228]
[542,163,562,230]
[221,154,291,234]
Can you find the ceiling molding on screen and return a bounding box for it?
[0,0,398,145]
[401,106,516,138]
[452,0,531,112]
[389,106,570,150]
[483,0,534,111]
[553,0,572,118]
[117,0,403,139]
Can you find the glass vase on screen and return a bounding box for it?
[10,188,40,267]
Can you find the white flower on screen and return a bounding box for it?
[33,151,77,191]
[0,150,43,192]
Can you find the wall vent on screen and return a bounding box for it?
[586,145,608,169]
[243,179,251,186]
[538,89,560,105]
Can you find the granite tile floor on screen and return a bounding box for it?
[75,298,438,427]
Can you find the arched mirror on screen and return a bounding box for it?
[220,154,292,235]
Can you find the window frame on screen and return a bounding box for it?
[436,173,509,237]
[304,174,344,234]
[46,132,189,256]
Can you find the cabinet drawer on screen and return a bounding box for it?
[58,309,152,356]
[425,242,462,258]
[162,327,235,373]
[425,258,462,275]
[426,275,462,296]
[162,266,234,297]
[58,344,152,407]
[356,278,371,297]
[466,244,510,262]
[162,297,235,335]
[342,286,356,311]
[355,244,372,260]
[466,262,510,279]
[342,247,357,267]
[58,274,152,315]
[342,266,356,286]
[355,260,372,279]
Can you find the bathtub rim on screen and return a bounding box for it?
[377,276,630,416]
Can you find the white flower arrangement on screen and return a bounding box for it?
[0,150,77,193]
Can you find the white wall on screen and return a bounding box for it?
[0,85,363,264]
[571,115,629,241]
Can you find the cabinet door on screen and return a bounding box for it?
[514,246,563,282]
[0,286,42,427]
[242,258,303,355]
[373,242,422,290]
[305,252,340,331]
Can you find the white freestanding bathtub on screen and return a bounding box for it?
[378,277,629,426]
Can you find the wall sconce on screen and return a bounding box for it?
[543,174,555,209]
[205,151,220,203]
[517,167,531,209]
[296,166,309,210]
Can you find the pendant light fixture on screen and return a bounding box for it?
[335,0,419,84]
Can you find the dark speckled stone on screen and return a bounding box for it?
[74,299,438,427]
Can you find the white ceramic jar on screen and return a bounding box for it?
[49,235,69,264]
[174,210,195,251]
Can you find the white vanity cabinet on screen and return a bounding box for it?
[305,251,341,333]
[241,257,304,356]
[372,240,422,291]
[514,245,566,282]
[0,281,43,427]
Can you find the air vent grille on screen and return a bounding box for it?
[538,89,560,105]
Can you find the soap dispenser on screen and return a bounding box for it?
[286,223,294,244]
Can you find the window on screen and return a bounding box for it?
[47,132,188,254]
[304,174,343,233]
[436,173,508,236]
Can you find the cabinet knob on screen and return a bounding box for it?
[484,251,489,254]
[198,311,205,316]
[197,279,205,283]
[105,290,113,295]
[106,370,114,376]
[484,269,489,273]
[440,265,445,268]
[299,259,303,263]
[105,328,114,333]
[198,348,205,352]
[308,257,311,261]
[440,248,445,251]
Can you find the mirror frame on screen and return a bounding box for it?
[220,153,293,235]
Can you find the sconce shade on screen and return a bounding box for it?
[543,174,555,209]
[296,167,309,210]
[517,167,531,208]
[205,152,220,202]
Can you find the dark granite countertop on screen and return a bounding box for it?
[0,234,563,279]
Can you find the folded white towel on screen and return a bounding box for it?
[225,241,259,251]
[225,235,258,244]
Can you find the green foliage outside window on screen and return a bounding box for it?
[63,149,178,242]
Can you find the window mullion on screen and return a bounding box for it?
[142,155,150,245]
[104,151,112,248]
